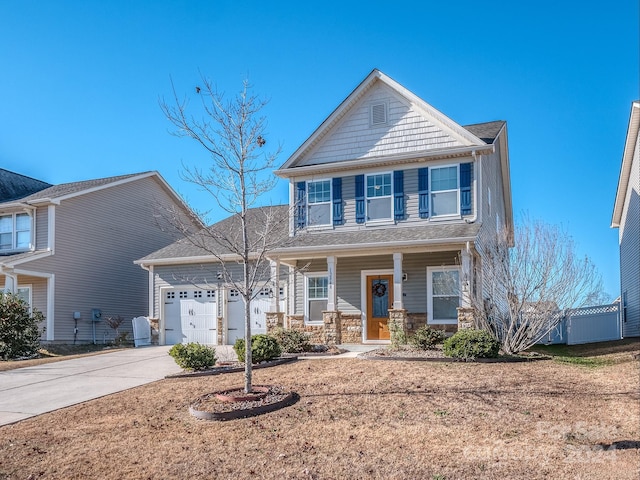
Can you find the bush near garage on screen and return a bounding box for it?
[234,334,282,363]
[443,328,500,360]
[0,292,45,360]
[269,327,311,353]
[168,343,217,370]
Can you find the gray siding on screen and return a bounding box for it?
[25,175,198,343]
[620,133,640,337]
[35,206,48,250]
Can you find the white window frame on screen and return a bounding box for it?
[306,179,332,227]
[0,212,33,252]
[365,172,393,223]
[427,266,461,325]
[17,285,32,312]
[429,164,460,219]
[304,272,328,324]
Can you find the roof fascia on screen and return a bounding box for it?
[275,144,494,179]
[612,101,640,227]
[135,252,260,267]
[278,69,486,172]
[0,250,53,267]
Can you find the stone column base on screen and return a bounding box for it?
[323,311,342,345]
[266,312,284,334]
[388,309,408,345]
[217,316,225,345]
[457,307,475,330]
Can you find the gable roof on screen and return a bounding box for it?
[612,100,640,227]
[0,169,52,202]
[276,69,494,177]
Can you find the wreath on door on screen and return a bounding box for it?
[372,282,387,297]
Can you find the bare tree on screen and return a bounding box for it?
[473,217,605,354]
[160,76,287,393]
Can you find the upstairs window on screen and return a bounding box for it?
[307,180,331,226]
[430,165,459,217]
[0,213,32,251]
[366,173,392,221]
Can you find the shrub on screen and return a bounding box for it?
[234,334,282,363]
[0,292,45,360]
[409,326,446,350]
[269,327,311,353]
[443,328,500,360]
[168,342,217,370]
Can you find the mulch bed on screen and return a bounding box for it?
[165,356,298,378]
[359,346,550,363]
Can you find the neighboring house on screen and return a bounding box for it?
[612,100,640,337]
[137,69,513,345]
[0,169,201,343]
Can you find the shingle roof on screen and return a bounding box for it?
[0,169,52,202]
[463,121,505,144]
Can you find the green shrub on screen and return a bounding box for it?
[0,292,45,360]
[168,342,217,370]
[269,327,311,353]
[234,334,282,363]
[443,328,500,359]
[409,326,446,350]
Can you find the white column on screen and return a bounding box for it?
[3,272,16,293]
[327,256,337,311]
[460,248,472,307]
[270,259,280,312]
[393,252,403,310]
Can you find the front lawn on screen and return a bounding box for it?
[0,346,638,479]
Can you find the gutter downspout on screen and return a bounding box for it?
[138,263,154,318]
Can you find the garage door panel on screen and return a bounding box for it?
[164,288,217,345]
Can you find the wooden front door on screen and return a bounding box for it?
[366,275,394,340]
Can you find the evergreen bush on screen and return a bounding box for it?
[269,327,311,353]
[0,292,45,360]
[168,342,217,370]
[443,328,500,359]
[409,326,446,350]
[234,334,282,363]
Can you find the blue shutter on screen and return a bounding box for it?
[418,168,429,218]
[295,181,306,229]
[460,163,472,215]
[355,175,365,224]
[332,177,343,226]
[393,170,404,221]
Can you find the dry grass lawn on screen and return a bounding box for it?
[1,349,638,479]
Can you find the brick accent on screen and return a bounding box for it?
[266,312,284,334]
[323,311,342,345]
[457,307,475,330]
[340,313,362,344]
[287,315,324,344]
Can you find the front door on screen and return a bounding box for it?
[366,275,393,340]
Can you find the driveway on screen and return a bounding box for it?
[0,346,192,426]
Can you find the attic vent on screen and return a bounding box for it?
[371,103,387,125]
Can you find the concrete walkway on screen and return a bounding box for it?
[0,346,186,427]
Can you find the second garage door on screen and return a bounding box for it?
[164,288,217,345]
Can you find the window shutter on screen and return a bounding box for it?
[295,181,306,229]
[393,170,404,221]
[355,174,365,224]
[460,163,472,215]
[418,168,429,218]
[332,177,343,226]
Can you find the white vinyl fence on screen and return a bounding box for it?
[538,303,622,345]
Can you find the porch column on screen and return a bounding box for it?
[3,271,16,293]
[270,259,280,312]
[393,253,403,310]
[460,247,472,308]
[327,256,337,311]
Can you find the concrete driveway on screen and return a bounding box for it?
[0,346,189,427]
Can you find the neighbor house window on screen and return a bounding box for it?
[17,286,32,311]
[366,173,392,221]
[0,213,32,251]
[430,165,459,217]
[427,267,461,324]
[307,180,331,226]
[305,274,328,323]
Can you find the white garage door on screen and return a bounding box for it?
[164,288,217,345]
[226,287,273,345]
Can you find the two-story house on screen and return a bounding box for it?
[612,100,640,337]
[137,69,513,346]
[0,169,201,343]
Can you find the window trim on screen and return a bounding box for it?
[429,164,461,219]
[426,266,461,325]
[304,272,328,324]
[306,179,332,228]
[17,285,32,313]
[365,171,393,223]
[0,212,33,252]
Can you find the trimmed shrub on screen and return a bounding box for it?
[0,292,45,360]
[269,327,311,353]
[443,328,500,359]
[234,334,282,363]
[409,326,446,350]
[168,342,217,370]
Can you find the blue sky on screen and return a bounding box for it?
[1,1,638,299]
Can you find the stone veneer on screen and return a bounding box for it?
[149,318,160,345]
[340,313,363,344]
[287,314,324,344]
[457,307,475,330]
[322,311,342,345]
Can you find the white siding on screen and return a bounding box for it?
[297,83,465,167]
